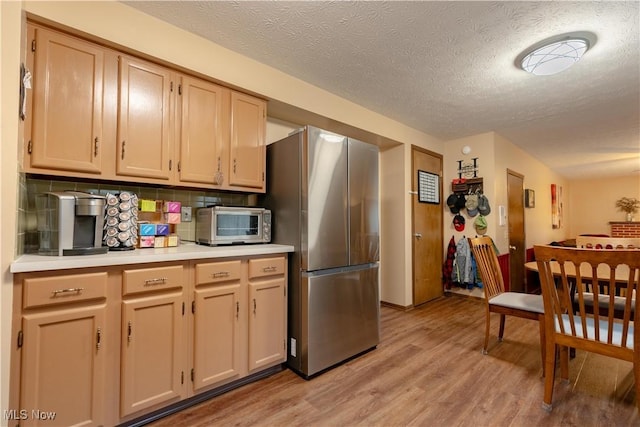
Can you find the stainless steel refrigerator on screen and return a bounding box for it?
[264,126,380,378]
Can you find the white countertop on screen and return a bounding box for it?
[10,243,295,273]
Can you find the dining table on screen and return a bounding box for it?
[524,260,636,284]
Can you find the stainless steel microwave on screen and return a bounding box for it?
[196,206,271,245]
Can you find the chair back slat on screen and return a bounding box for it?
[468,236,504,299]
[534,245,640,352]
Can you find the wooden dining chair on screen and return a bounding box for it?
[534,245,640,411]
[573,239,639,318]
[468,237,545,372]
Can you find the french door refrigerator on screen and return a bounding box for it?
[265,126,380,378]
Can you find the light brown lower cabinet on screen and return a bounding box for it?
[10,254,287,426]
[248,257,287,372]
[15,272,109,427]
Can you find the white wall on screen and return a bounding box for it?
[569,176,640,236]
[1,1,22,422]
[442,132,571,255]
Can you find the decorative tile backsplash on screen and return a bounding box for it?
[18,176,255,255]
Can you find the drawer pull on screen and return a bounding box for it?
[211,271,230,279]
[127,321,132,343]
[236,301,239,319]
[144,277,167,286]
[51,287,84,296]
[262,266,277,273]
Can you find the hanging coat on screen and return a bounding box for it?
[442,235,456,290]
[453,237,473,286]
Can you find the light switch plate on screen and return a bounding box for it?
[181,206,192,222]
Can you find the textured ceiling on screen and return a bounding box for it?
[124,1,640,179]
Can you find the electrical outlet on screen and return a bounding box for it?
[181,206,192,222]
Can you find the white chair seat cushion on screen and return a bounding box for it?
[489,292,545,314]
[580,292,634,312]
[557,314,633,350]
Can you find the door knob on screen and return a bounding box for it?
[509,245,516,251]
[414,233,422,239]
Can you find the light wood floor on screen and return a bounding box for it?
[149,295,638,427]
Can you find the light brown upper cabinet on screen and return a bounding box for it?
[117,55,174,181]
[25,21,267,193]
[178,76,230,187]
[25,24,117,176]
[229,92,267,191]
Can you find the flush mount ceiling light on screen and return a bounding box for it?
[517,32,597,76]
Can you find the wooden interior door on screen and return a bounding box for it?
[411,146,443,306]
[507,169,526,293]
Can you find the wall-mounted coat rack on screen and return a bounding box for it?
[452,177,484,194]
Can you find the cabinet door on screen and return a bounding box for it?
[117,55,173,180]
[193,283,241,392]
[21,305,106,427]
[248,277,286,371]
[179,76,230,186]
[229,92,266,190]
[29,26,104,174]
[121,293,184,417]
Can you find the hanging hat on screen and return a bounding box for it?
[478,194,491,216]
[465,194,479,217]
[453,214,465,232]
[446,193,459,213]
[455,194,466,210]
[474,215,487,235]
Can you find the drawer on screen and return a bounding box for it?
[195,260,242,286]
[123,265,184,296]
[23,272,108,309]
[248,256,286,279]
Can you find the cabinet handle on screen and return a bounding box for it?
[233,158,237,173]
[211,271,229,279]
[94,137,99,157]
[121,141,126,159]
[217,156,221,172]
[96,327,102,350]
[253,298,256,315]
[144,277,167,286]
[127,321,132,343]
[236,301,239,319]
[262,266,277,273]
[178,161,181,172]
[169,159,172,171]
[51,287,84,296]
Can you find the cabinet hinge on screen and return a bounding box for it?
[191,300,195,314]
[27,140,32,155]
[31,39,36,52]
[181,371,184,385]
[17,330,23,348]
[191,368,194,382]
